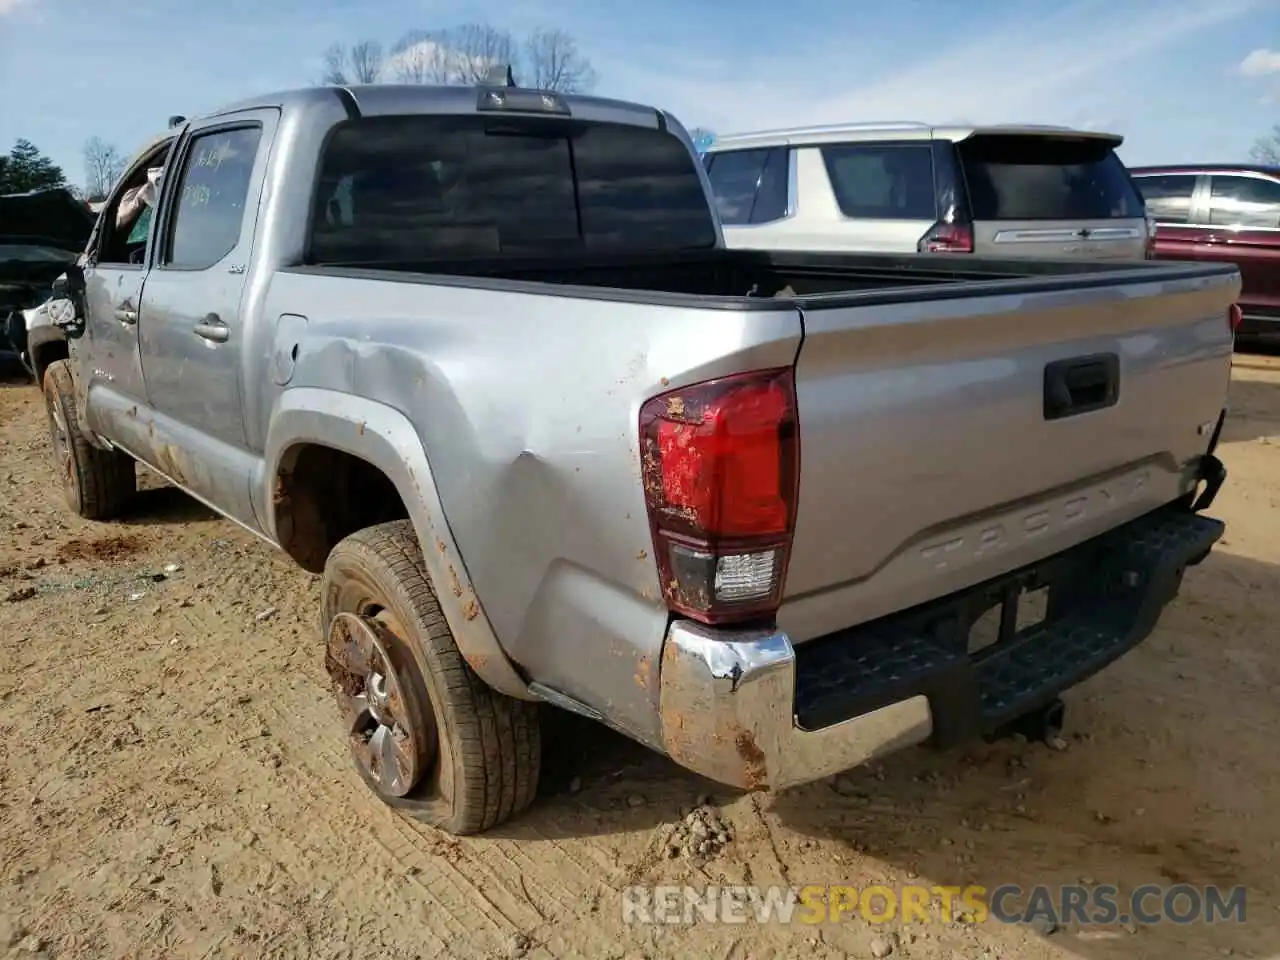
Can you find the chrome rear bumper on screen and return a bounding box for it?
[658,620,933,791]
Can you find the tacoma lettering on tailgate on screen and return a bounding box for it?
[918,469,1151,571]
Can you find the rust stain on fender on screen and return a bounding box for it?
[447,565,463,598]
[461,598,479,621]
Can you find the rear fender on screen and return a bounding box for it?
[261,387,532,700]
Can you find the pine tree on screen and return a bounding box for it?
[0,139,66,193]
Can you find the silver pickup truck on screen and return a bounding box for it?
[44,75,1239,836]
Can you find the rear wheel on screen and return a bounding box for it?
[321,520,541,835]
[42,360,136,520]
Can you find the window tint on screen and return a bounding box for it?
[308,116,716,263]
[820,144,936,221]
[956,136,1142,220]
[1133,174,1197,223]
[1208,175,1280,228]
[165,127,262,270]
[703,148,788,225]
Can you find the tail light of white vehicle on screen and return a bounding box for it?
[1229,303,1243,334]
[1144,216,1159,259]
[638,368,800,625]
[918,221,974,254]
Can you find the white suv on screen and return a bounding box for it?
[700,122,1154,260]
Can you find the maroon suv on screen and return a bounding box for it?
[1129,164,1280,336]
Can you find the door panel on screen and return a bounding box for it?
[136,111,277,528]
[76,148,173,438]
[1150,224,1213,262]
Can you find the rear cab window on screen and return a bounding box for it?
[955,135,1143,220]
[819,143,937,220]
[306,115,717,263]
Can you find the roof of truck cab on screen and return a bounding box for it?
[705,121,1123,151]
[198,84,669,128]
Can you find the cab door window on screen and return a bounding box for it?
[162,127,263,270]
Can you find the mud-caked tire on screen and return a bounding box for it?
[42,360,136,520]
[321,520,541,835]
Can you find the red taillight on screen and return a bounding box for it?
[639,368,799,625]
[1229,304,1243,333]
[918,221,973,254]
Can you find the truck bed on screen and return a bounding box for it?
[290,248,1228,305]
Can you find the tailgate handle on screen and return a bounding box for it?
[1043,353,1119,421]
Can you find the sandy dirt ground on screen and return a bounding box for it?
[1,352,1278,960]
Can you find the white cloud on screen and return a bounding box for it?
[1239,48,1280,77]
[609,0,1261,137]
[381,31,506,85]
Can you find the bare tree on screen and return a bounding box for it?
[390,29,456,84]
[322,24,597,92]
[1251,125,1280,165]
[83,136,126,198]
[451,23,518,84]
[320,39,384,84]
[522,28,597,93]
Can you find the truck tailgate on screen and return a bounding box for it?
[779,266,1238,644]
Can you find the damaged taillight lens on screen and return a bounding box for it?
[639,368,799,625]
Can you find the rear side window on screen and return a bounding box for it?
[1208,174,1280,228]
[703,148,788,225]
[956,135,1143,221]
[1133,174,1197,223]
[820,143,937,220]
[307,115,717,263]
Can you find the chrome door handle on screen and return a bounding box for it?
[114,305,138,325]
[193,314,229,343]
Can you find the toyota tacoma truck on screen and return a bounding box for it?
[44,75,1238,835]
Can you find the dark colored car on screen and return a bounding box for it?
[1129,165,1280,336]
[1,187,95,379]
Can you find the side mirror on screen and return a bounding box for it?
[54,266,88,339]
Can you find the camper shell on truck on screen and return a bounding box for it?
[43,75,1237,835]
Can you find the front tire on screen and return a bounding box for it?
[321,520,541,835]
[42,360,136,520]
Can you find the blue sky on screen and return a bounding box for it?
[1,0,1278,188]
